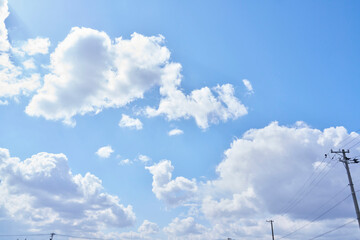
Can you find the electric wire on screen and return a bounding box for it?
[307,183,349,218]
[278,193,352,239]
[0,233,50,237]
[277,130,360,217]
[56,234,105,240]
[307,219,357,240]
[279,155,337,215]
[338,134,360,149]
[277,154,334,214]
[348,139,360,150]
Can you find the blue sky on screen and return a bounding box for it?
[1,0,360,239]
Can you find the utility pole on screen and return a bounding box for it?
[331,149,360,229]
[50,233,55,240]
[266,220,275,240]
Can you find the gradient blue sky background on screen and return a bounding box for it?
[1,1,360,239]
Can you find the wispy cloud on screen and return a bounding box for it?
[242,79,254,94]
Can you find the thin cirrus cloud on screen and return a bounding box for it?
[119,114,143,130]
[96,145,114,158]
[0,148,135,233]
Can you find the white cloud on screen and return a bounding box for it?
[146,82,248,129]
[0,0,41,101]
[138,154,151,162]
[96,145,114,158]
[119,159,132,165]
[201,189,259,222]
[0,148,135,233]
[138,220,160,235]
[0,0,10,52]
[0,53,41,98]
[22,58,36,69]
[146,160,197,207]
[21,37,51,55]
[25,27,171,126]
[149,122,360,239]
[0,99,8,105]
[164,217,207,237]
[168,128,184,136]
[242,79,254,94]
[203,122,360,222]
[119,114,143,130]
[21,26,247,128]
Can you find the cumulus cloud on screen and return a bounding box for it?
[146,82,247,129]
[242,79,254,94]
[25,27,171,126]
[95,145,114,158]
[0,0,41,100]
[146,160,197,207]
[150,123,360,239]
[22,58,36,69]
[119,114,143,130]
[168,128,183,136]
[0,53,41,98]
[138,220,160,235]
[206,122,360,221]
[21,37,51,55]
[164,217,207,237]
[0,0,10,52]
[21,25,247,128]
[201,188,259,222]
[0,148,135,233]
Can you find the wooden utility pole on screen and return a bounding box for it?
[266,220,275,240]
[331,149,360,229]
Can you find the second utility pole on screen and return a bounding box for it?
[331,149,360,229]
[266,220,275,240]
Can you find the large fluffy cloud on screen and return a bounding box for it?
[0,148,135,233]
[24,26,247,127]
[146,160,197,207]
[149,122,360,239]
[207,122,359,221]
[25,27,171,126]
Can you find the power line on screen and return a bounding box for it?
[278,154,333,213]
[56,234,105,240]
[307,219,357,240]
[348,139,360,150]
[278,193,352,239]
[279,155,337,215]
[0,233,50,237]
